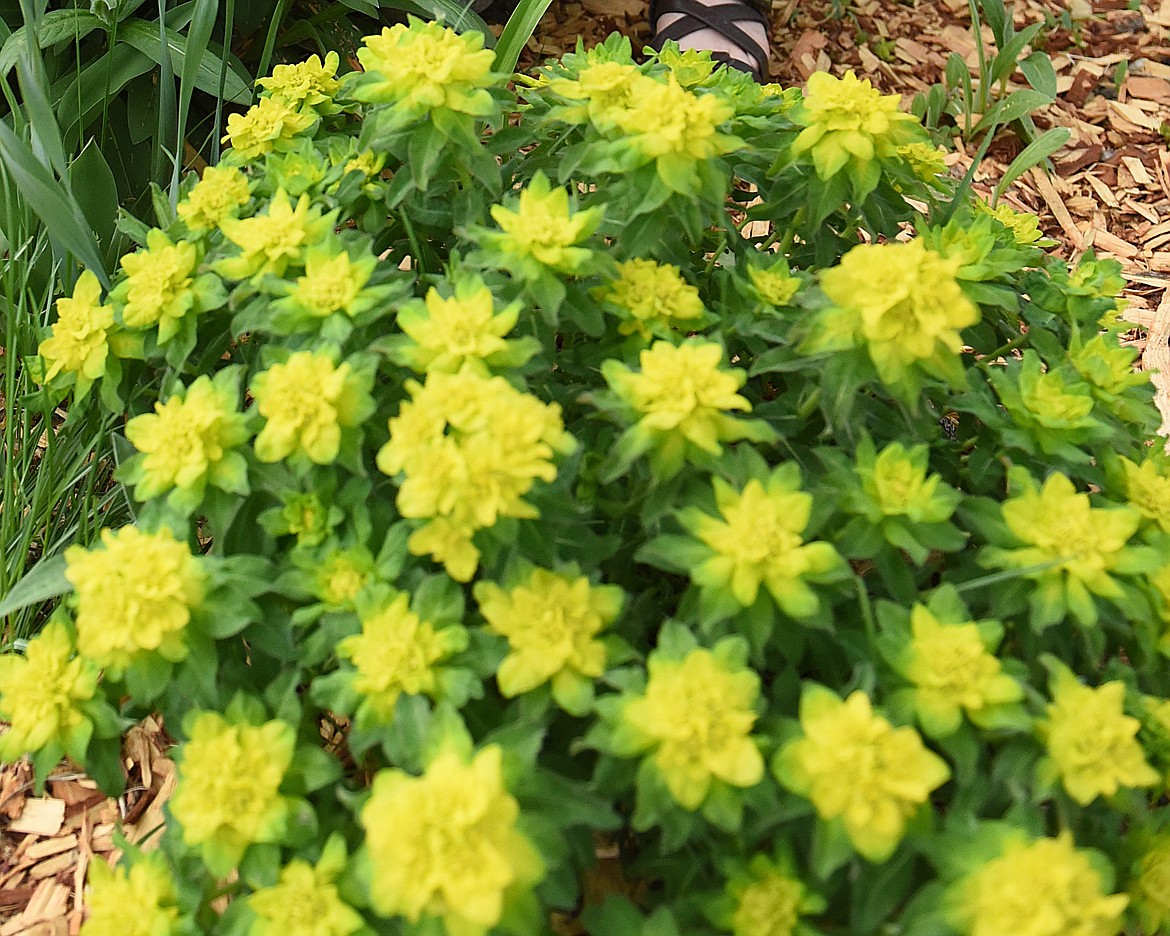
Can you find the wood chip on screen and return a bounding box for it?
[6,800,65,837]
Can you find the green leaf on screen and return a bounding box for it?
[494,0,556,75]
[993,127,1070,200]
[0,554,70,619]
[67,139,119,254]
[0,10,104,79]
[972,89,1051,136]
[55,45,155,145]
[117,18,250,104]
[1018,50,1057,99]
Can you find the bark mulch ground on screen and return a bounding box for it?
[2,1,1169,930]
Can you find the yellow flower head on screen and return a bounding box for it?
[247,837,363,936]
[80,857,178,936]
[953,832,1128,936]
[683,467,845,616]
[774,687,950,861]
[903,605,1022,737]
[747,264,801,308]
[38,270,114,384]
[65,526,205,671]
[896,141,947,181]
[621,645,764,809]
[170,712,295,873]
[256,52,341,111]
[791,70,920,179]
[250,350,371,465]
[1070,333,1147,397]
[1131,836,1170,934]
[986,471,1142,625]
[608,74,740,162]
[597,259,704,339]
[343,150,386,177]
[355,18,497,117]
[360,746,543,934]
[1010,356,1097,430]
[474,569,623,710]
[817,240,978,386]
[487,172,603,274]
[116,229,198,341]
[288,247,374,318]
[974,199,1046,246]
[1040,664,1157,805]
[313,547,374,608]
[394,278,524,373]
[1121,456,1170,533]
[861,440,959,522]
[124,374,250,501]
[0,619,96,761]
[217,189,336,280]
[337,590,464,722]
[222,96,315,159]
[177,165,251,232]
[549,61,642,127]
[602,340,752,463]
[377,371,574,581]
[726,856,823,936]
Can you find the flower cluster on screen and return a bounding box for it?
[377,371,574,580]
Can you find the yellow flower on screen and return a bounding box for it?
[726,857,822,936]
[748,265,800,307]
[376,371,574,581]
[116,229,198,341]
[247,837,363,936]
[974,199,1046,246]
[355,18,497,117]
[394,279,525,373]
[597,259,704,338]
[621,646,764,809]
[38,270,114,384]
[287,247,374,318]
[903,605,1022,737]
[176,165,251,232]
[791,70,920,179]
[170,712,295,873]
[896,141,947,181]
[548,61,642,127]
[65,526,205,671]
[313,547,374,608]
[774,687,950,861]
[336,590,463,722]
[250,350,371,464]
[1131,836,1170,934]
[608,74,740,163]
[0,620,96,761]
[222,96,315,159]
[360,746,543,934]
[983,471,1145,626]
[816,240,978,386]
[863,441,956,520]
[474,569,623,710]
[682,467,845,615]
[218,189,335,280]
[256,52,340,111]
[1040,665,1157,805]
[953,832,1128,936]
[602,340,754,470]
[1121,456,1170,532]
[487,172,602,274]
[343,150,385,177]
[80,857,178,936]
[124,374,250,501]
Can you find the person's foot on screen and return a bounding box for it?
[650,0,771,82]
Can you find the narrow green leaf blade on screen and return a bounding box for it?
[118,18,251,103]
[0,555,70,620]
[495,0,555,74]
[994,126,1070,200]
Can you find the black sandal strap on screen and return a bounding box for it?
[649,0,769,81]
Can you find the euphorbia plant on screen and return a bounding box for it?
[6,20,1170,936]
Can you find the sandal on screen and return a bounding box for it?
[649,0,771,83]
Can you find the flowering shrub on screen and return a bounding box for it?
[6,22,1170,936]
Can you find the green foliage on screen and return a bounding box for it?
[5,23,1170,936]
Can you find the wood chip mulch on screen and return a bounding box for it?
[4,1,1170,929]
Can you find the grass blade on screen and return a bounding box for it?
[494,0,554,75]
